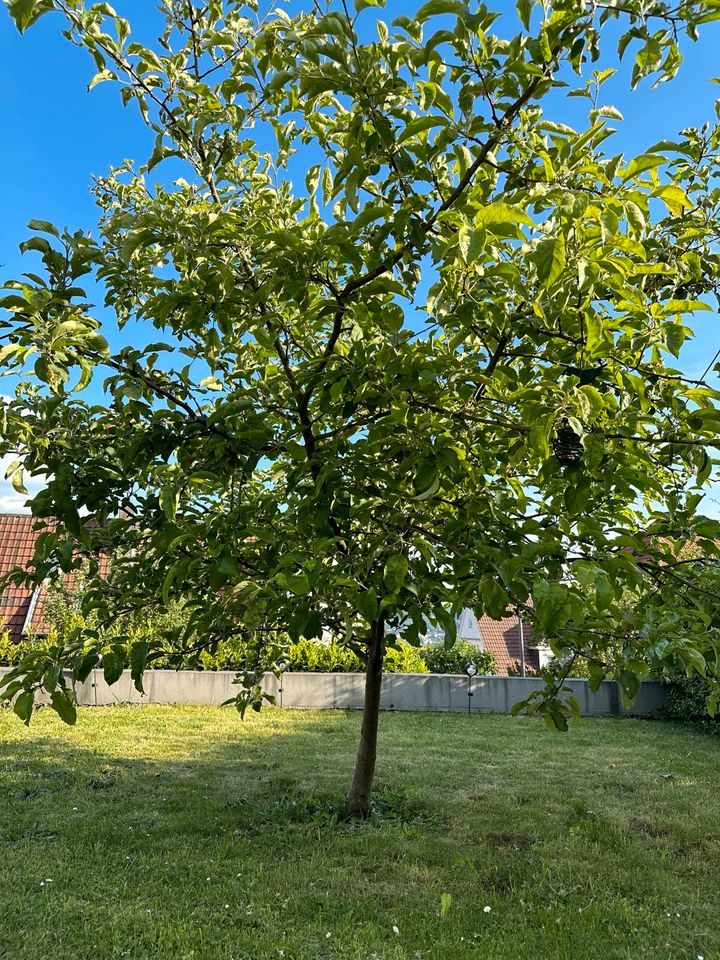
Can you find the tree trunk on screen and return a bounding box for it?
[345,615,385,818]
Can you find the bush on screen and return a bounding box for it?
[0,629,431,675]
[9,578,499,676]
[0,630,19,666]
[196,636,428,674]
[506,659,539,677]
[0,631,54,666]
[419,642,495,676]
[654,661,719,726]
[3,586,489,676]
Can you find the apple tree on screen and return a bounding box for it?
[3,0,720,814]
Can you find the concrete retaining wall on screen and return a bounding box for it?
[0,667,668,716]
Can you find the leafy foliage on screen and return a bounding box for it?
[0,628,430,673]
[3,0,720,753]
[654,660,720,726]
[419,641,495,676]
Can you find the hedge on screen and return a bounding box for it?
[0,630,496,676]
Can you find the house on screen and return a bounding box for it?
[0,513,61,640]
[459,608,552,676]
[0,513,110,641]
[422,608,550,676]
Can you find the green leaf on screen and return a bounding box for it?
[415,0,466,22]
[534,234,566,287]
[357,589,378,622]
[9,0,50,32]
[74,651,99,683]
[624,200,645,236]
[618,669,640,706]
[475,202,533,229]
[43,664,61,694]
[217,553,243,579]
[50,690,77,725]
[594,572,613,612]
[596,105,623,121]
[396,115,449,144]
[120,228,155,262]
[681,647,707,677]
[130,642,149,694]
[13,689,34,725]
[102,650,124,686]
[383,554,408,592]
[159,485,178,521]
[20,237,51,258]
[11,469,28,495]
[26,219,59,238]
[665,323,686,358]
[621,154,666,181]
[412,474,440,501]
[277,572,311,596]
[88,69,116,91]
[440,892,453,919]
[655,185,690,216]
[579,384,605,422]
[532,581,571,634]
[516,0,532,30]
[587,661,605,692]
[479,575,509,619]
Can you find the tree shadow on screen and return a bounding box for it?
[1,706,718,960]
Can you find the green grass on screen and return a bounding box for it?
[0,706,718,960]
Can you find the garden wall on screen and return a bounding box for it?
[0,668,668,716]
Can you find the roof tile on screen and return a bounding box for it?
[0,514,108,641]
[472,612,539,676]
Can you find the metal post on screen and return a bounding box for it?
[278,659,288,708]
[518,610,526,678]
[464,662,477,714]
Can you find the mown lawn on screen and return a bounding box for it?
[0,705,718,960]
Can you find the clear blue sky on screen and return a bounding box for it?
[1,3,720,508]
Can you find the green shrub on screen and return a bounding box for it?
[5,590,490,678]
[506,659,540,677]
[419,642,495,676]
[197,636,428,674]
[0,630,19,666]
[1,628,430,674]
[385,642,428,674]
[0,631,55,667]
[654,661,719,726]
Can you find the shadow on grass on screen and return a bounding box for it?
[1,707,719,960]
[0,710,434,844]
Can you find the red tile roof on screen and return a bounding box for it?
[0,513,108,642]
[0,514,50,641]
[474,612,540,676]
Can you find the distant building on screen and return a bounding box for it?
[0,513,108,641]
[457,608,552,676]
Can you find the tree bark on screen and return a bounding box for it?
[345,615,385,818]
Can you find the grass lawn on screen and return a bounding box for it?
[0,706,718,960]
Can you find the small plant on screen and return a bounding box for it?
[440,893,453,919]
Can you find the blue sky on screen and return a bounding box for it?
[1,2,720,509]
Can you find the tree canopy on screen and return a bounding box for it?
[3,0,720,813]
